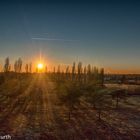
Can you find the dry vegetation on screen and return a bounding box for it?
[0,62,140,139]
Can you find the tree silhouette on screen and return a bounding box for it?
[29,63,32,73]
[111,89,127,109]
[93,66,99,83]
[66,66,70,80]
[85,87,111,120]
[57,65,60,74]
[14,60,18,72]
[100,68,104,87]
[53,66,56,74]
[25,64,29,73]
[4,57,10,73]
[45,66,47,73]
[17,58,22,73]
[77,62,82,82]
[83,66,87,83]
[72,62,76,81]
[87,64,91,82]
[59,83,82,120]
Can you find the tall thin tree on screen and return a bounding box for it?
[4,57,10,73]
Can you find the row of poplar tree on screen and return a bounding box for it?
[50,62,104,85]
[2,57,32,73]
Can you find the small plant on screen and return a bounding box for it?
[85,86,111,120]
[111,89,127,109]
[59,82,82,120]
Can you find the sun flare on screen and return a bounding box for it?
[37,63,43,70]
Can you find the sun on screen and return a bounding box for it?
[37,63,43,70]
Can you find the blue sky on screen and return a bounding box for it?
[0,0,140,73]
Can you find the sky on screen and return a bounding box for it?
[0,0,140,73]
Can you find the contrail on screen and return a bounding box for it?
[31,33,49,36]
[31,37,78,42]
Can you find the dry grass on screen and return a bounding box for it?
[0,74,140,139]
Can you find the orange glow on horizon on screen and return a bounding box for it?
[105,67,140,74]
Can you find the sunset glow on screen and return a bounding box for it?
[37,63,43,70]
[0,1,140,139]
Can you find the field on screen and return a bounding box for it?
[0,73,140,140]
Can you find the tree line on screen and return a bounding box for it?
[50,62,104,86]
[49,62,128,121]
[1,57,32,73]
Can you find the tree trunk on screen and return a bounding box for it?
[98,109,101,121]
[68,111,71,120]
[93,104,96,109]
[116,96,119,108]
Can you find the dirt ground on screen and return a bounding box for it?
[0,74,140,140]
